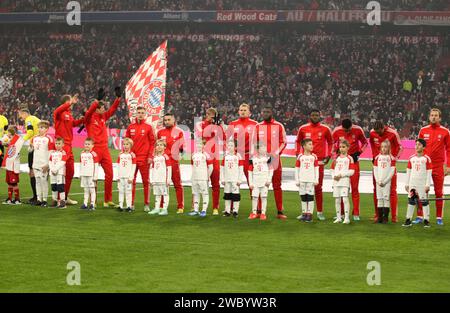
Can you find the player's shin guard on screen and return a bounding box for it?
[261,197,267,215]
[225,200,231,214]
[163,193,169,211]
[406,204,415,220]
[155,195,162,211]
[202,193,209,212]
[90,187,96,206]
[35,177,42,202]
[301,201,307,214]
[126,187,132,209]
[300,194,307,214]
[335,198,342,219]
[118,184,124,208]
[252,197,258,214]
[7,186,13,200]
[84,188,89,206]
[306,194,315,214]
[342,197,350,221]
[423,204,430,221]
[42,178,48,202]
[13,185,20,200]
[57,184,65,202]
[233,201,240,213]
[193,193,200,212]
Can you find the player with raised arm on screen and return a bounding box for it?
[148,139,172,216]
[373,141,396,224]
[31,120,55,207]
[79,138,99,211]
[220,140,245,218]
[295,139,319,223]
[53,93,85,205]
[331,140,355,224]
[189,141,213,217]
[84,87,121,208]
[403,139,432,228]
[117,138,136,213]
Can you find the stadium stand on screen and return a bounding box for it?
[0,23,448,137]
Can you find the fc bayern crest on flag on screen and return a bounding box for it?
[140,78,165,116]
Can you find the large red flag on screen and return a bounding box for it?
[125,40,167,129]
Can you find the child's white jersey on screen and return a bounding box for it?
[31,135,54,169]
[331,155,354,187]
[295,153,319,183]
[117,152,136,180]
[249,155,271,187]
[191,152,211,181]
[80,150,98,178]
[49,149,67,176]
[151,154,171,184]
[221,153,243,183]
[407,154,432,187]
[373,154,396,184]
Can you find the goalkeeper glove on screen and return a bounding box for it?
[97,88,105,101]
[351,151,361,162]
[114,86,122,98]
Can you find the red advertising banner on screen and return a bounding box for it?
[393,11,450,26]
[217,10,277,23]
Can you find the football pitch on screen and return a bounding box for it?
[0,150,447,293]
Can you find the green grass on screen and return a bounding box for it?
[19,147,408,173]
[0,169,448,292]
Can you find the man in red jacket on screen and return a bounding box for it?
[53,94,85,205]
[416,108,450,226]
[332,119,368,220]
[126,106,155,211]
[195,108,225,215]
[369,120,403,222]
[84,87,121,207]
[226,103,258,186]
[296,109,333,221]
[251,105,287,219]
[157,113,184,213]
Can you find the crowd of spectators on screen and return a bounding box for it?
[1,0,448,12]
[0,25,448,138]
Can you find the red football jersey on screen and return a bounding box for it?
[418,123,450,166]
[296,122,332,161]
[369,126,402,159]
